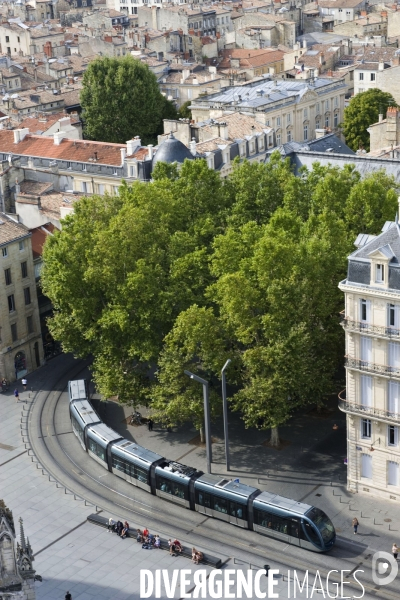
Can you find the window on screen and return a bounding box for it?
[27,315,33,334]
[11,323,17,342]
[361,418,371,439]
[24,287,31,305]
[360,375,372,408]
[388,381,400,416]
[276,116,281,126]
[2,247,7,257]
[98,184,105,194]
[325,115,330,128]
[359,72,364,81]
[334,113,338,128]
[361,453,372,479]
[287,130,292,143]
[268,135,272,146]
[304,108,308,118]
[325,100,329,110]
[5,36,9,43]
[187,89,192,99]
[81,181,88,193]
[276,133,281,145]
[88,438,105,461]
[388,425,398,447]
[316,102,320,114]
[370,73,376,82]
[389,304,400,329]
[360,298,370,322]
[4,268,11,285]
[303,124,308,141]
[113,186,119,195]
[388,461,399,486]
[334,97,339,107]
[21,261,27,278]
[316,119,320,129]
[8,294,15,312]
[287,113,291,123]
[157,476,185,499]
[19,240,24,251]
[376,263,384,283]
[112,455,147,483]
[359,88,364,93]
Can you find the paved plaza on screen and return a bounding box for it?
[1,354,400,599]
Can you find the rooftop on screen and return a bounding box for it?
[0,213,30,246]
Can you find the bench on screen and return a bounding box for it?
[87,513,222,568]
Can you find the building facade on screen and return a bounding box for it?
[0,214,44,383]
[339,209,400,500]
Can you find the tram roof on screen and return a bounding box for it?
[69,379,87,401]
[112,439,163,464]
[196,473,258,498]
[254,491,312,515]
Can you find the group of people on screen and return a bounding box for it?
[168,538,183,556]
[136,527,161,549]
[107,518,130,539]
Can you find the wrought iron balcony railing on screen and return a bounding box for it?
[338,390,400,424]
[345,356,400,378]
[340,311,400,338]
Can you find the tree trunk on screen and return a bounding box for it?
[199,426,205,443]
[270,426,280,448]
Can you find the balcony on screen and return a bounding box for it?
[340,311,400,338]
[345,355,400,379]
[338,389,400,424]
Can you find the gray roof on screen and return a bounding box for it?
[191,77,346,112]
[266,134,354,158]
[152,132,194,166]
[350,221,400,264]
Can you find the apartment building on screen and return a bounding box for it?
[339,209,400,500]
[0,214,43,382]
[191,76,347,144]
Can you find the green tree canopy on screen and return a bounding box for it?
[177,101,192,120]
[342,88,397,151]
[41,154,398,444]
[80,55,177,145]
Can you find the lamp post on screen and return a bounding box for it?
[184,370,212,474]
[221,358,231,472]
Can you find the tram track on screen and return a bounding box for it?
[26,362,399,599]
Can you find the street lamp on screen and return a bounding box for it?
[221,359,231,472]
[184,370,212,474]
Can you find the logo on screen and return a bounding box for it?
[372,551,398,586]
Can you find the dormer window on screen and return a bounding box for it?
[376,263,384,283]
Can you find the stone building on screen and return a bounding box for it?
[339,206,400,500]
[368,107,400,155]
[0,500,38,599]
[190,76,347,145]
[0,215,43,382]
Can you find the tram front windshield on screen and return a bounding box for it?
[307,508,335,543]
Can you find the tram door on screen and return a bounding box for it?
[203,492,213,517]
[288,518,301,547]
[229,501,238,526]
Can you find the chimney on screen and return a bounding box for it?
[219,122,229,140]
[315,128,327,139]
[379,113,383,122]
[126,137,141,155]
[319,53,324,65]
[303,39,307,49]
[13,128,29,144]
[378,61,384,70]
[147,144,154,160]
[121,148,126,164]
[58,116,71,130]
[53,131,65,145]
[190,137,196,156]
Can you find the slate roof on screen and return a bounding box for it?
[0,213,30,246]
[350,221,400,263]
[152,132,194,166]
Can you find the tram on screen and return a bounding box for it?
[68,379,336,552]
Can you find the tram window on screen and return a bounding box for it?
[204,493,211,508]
[213,496,228,514]
[112,455,129,475]
[88,439,105,461]
[306,508,335,543]
[229,501,247,520]
[289,519,300,538]
[135,465,147,483]
[71,416,84,442]
[158,476,185,499]
[254,510,289,534]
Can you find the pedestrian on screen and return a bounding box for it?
[352,517,359,534]
[22,377,27,391]
[148,418,153,432]
[14,388,19,403]
[392,543,399,560]
[65,592,72,600]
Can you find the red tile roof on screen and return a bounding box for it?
[0,130,125,165]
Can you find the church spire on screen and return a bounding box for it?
[19,516,26,550]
